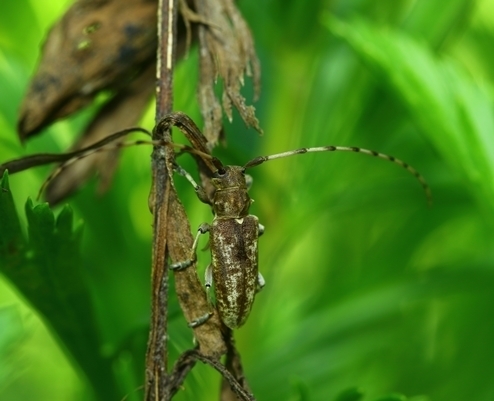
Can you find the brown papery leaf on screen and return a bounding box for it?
[18,0,157,139]
[192,0,262,144]
[45,64,156,205]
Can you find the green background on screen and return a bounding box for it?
[1,0,493,400]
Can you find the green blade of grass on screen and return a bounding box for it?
[324,16,494,220]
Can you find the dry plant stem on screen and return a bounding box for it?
[155,0,227,357]
[168,350,198,397]
[194,351,255,401]
[221,332,252,400]
[145,0,178,398]
[168,349,255,401]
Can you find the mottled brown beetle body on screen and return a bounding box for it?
[170,164,265,329]
[208,165,262,329]
[210,215,259,328]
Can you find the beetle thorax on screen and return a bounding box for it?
[211,166,251,218]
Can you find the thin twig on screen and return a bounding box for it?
[168,349,198,397]
[221,331,253,400]
[145,0,178,399]
[169,349,256,401]
[194,351,256,401]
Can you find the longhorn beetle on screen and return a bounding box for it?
[0,112,431,329]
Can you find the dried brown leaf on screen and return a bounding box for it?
[45,63,156,205]
[18,0,157,139]
[166,187,227,358]
[191,0,262,144]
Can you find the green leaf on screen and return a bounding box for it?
[0,306,24,386]
[324,16,494,221]
[372,394,407,401]
[333,387,365,401]
[0,171,25,270]
[288,377,312,401]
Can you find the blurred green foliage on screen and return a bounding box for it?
[1,0,494,400]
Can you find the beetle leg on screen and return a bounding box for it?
[256,272,265,293]
[187,265,214,328]
[169,223,210,270]
[205,264,213,304]
[188,311,213,328]
[258,223,265,237]
[173,163,210,205]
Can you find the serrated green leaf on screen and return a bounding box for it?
[1,189,120,401]
[55,204,73,234]
[0,171,25,269]
[25,200,56,258]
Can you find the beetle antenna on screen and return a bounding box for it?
[36,137,155,200]
[244,146,432,205]
[34,137,215,200]
[0,127,151,176]
[155,112,219,174]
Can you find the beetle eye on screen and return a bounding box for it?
[216,167,226,176]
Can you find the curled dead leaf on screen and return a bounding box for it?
[18,0,157,139]
[45,64,156,205]
[191,0,262,144]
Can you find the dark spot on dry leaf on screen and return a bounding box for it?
[31,74,61,94]
[118,44,140,63]
[124,23,147,39]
